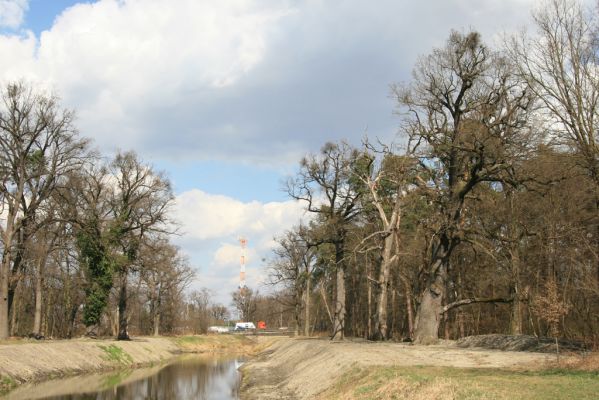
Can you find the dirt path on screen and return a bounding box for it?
[240,338,553,399]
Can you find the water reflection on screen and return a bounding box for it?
[5,356,243,400]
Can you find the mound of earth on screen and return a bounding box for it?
[456,334,588,353]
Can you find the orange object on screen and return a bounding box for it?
[257,321,266,329]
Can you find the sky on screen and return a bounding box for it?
[0,0,566,307]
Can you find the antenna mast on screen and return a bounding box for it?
[239,237,247,293]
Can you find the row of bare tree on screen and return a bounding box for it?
[268,0,599,344]
[0,83,196,340]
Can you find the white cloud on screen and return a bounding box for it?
[0,0,294,155]
[172,189,305,303]
[0,0,550,165]
[0,0,28,29]
[173,189,305,242]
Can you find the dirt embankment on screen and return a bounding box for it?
[456,334,588,353]
[240,338,554,399]
[0,334,261,394]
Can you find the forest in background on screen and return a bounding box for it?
[0,0,597,345]
[264,0,599,345]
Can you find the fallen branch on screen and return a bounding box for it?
[442,297,513,314]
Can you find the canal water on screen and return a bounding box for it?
[4,356,243,400]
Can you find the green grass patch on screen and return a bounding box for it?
[322,365,599,400]
[174,336,207,345]
[97,344,133,365]
[172,334,250,351]
[0,375,17,395]
[100,369,133,389]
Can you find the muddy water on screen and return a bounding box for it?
[4,356,243,400]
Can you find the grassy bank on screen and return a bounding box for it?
[0,334,261,395]
[319,365,599,400]
[174,334,271,355]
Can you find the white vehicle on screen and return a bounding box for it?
[234,322,256,331]
[207,326,230,334]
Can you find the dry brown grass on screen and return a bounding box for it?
[318,364,599,400]
[318,367,461,400]
[547,352,599,371]
[373,377,458,400]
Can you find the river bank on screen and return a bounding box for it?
[240,338,599,399]
[0,334,266,395]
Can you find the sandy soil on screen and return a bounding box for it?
[240,338,554,400]
[0,337,179,385]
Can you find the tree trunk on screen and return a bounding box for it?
[0,171,27,339]
[510,283,523,335]
[332,241,346,340]
[0,255,10,339]
[458,311,465,338]
[332,265,346,340]
[374,233,395,340]
[367,257,373,339]
[33,247,49,336]
[401,274,414,339]
[118,267,130,340]
[7,224,28,323]
[0,219,16,339]
[413,256,448,344]
[68,303,79,339]
[33,264,44,336]
[304,273,311,337]
[508,191,523,335]
[294,283,302,336]
[444,308,451,340]
[152,281,161,337]
[294,300,301,337]
[153,299,160,337]
[390,286,397,338]
[10,284,19,337]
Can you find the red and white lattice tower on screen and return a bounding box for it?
[239,237,247,292]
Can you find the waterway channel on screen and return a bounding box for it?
[3,355,243,400]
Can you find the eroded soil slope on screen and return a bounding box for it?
[240,338,553,399]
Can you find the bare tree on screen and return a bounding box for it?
[510,0,599,288]
[268,227,316,336]
[108,151,174,340]
[231,288,258,322]
[139,235,194,336]
[510,0,598,185]
[187,288,221,333]
[287,142,362,340]
[0,82,88,339]
[394,31,534,343]
[352,147,413,340]
[51,159,117,337]
[30,218,62,337]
